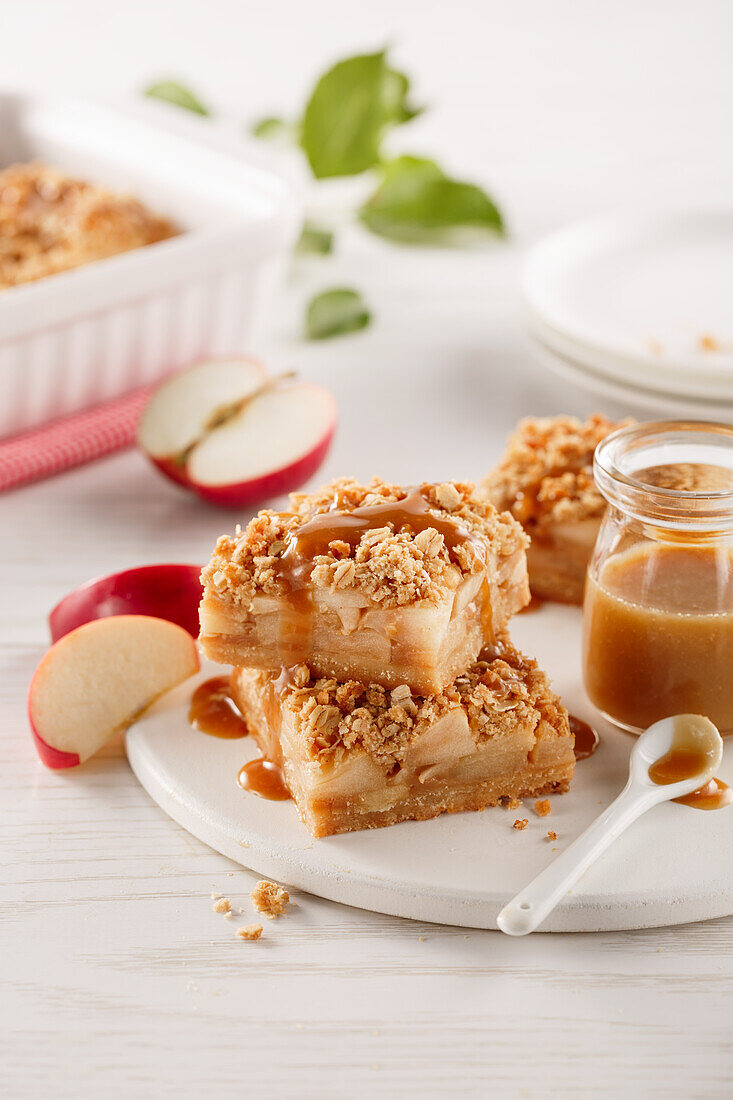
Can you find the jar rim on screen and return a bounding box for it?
[594,420,733,531]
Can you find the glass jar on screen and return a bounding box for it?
[582,420,733,735]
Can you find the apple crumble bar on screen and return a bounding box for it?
[481,414,627,605]
[200,478,529,695]
[0,162,176,289]
[230,639,574,838]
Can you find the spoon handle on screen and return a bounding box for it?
[497,782,659,935]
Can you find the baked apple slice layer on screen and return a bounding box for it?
[29,615,200,769]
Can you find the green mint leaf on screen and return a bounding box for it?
[305,288,371,340]
[144,81,209,116]
[251,116,292,140]
[300,50,420,178]
[296,224,335,256]
[359,155,505,243]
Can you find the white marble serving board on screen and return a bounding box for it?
[126,604,733,932]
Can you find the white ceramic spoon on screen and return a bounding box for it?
[497,714,724,936]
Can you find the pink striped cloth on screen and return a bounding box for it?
[0,386,153,493]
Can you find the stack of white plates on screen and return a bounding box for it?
[522,209,733,416]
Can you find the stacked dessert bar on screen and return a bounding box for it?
[199,478,574,837]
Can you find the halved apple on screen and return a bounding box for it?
[137,357,337,507]
[29,616,200,769]
[49,563,203,643]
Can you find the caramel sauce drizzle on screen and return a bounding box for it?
[649,739,730,811]
[237,759,291,801]
[273,486,486,662]
[189,676,248,739]
[676,777,731,811]
[189,676,292,802]
[569,715,599,761]
[278,486,478,595]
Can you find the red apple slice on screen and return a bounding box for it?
[29,616,200,769]
[137,358,336,507]
[49,563,203,643]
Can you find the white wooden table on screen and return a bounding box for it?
[2,2,733,1096]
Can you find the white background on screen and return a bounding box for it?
[2,1,733,1097]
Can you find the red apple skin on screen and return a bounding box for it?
[30,722,80,770]
[152,420,337,508]
[49,563,203,643]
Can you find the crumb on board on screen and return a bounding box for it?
[212,897,231,915]
[699,334,719,352]
[513,819,528,831]
[237,924,263,941]
[251,879,290,919]
[534,799,551,817]
[546,830,557,841]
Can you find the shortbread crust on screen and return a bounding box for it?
[200,478,529,694]
[230,639,574,838]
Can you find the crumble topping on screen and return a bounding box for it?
[240,638,569,771]
[534,799,551,817]
[251,880,290,919]
[237,924,263,941]
[201,477,527,611]
[0,162,176,289]
[212,897,232,914]
[482,414,628,532]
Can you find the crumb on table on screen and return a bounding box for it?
[212,897,231,914]
[513,819,528,831]
[237,924,263,941]
[546,830,557,841]
[534,799,551,817]
[251,880,290,919]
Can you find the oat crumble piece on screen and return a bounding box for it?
[534,798,551,817]
[237,924,263,941]
[481,414,630,605]
[251,880,290,919]
[202,476,527,611]
[513,819,528,830]
[212,897,231,915]
[482,414,626,533]
[546,830,558,841]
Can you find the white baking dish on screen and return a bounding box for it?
[0,93,302,438]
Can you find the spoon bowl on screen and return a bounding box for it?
[629,713,723,796]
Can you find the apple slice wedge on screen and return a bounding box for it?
[49,563,203,643]
[137,358,337,507]
[29,616,200,769]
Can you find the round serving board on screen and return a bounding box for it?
[126,605,733,932]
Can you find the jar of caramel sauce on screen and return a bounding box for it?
[582,421,733,735]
